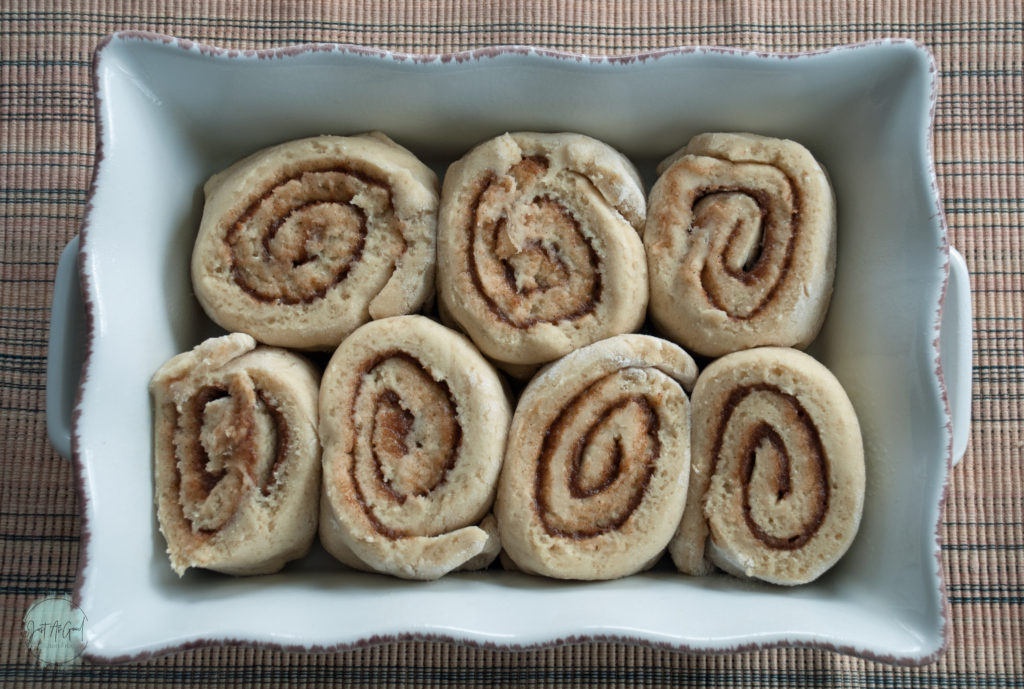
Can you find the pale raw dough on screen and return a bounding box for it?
[436,131,648,369]
[670,346,865,585]
[192,133,438,350]
[150,333,321,576]
[318,315,512,580]
[495,334,698,580]
[646,132,836,357]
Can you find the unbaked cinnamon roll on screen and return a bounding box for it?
[150,333,321,576]
[318,316,511,580]
[495,334,698,580]
[646,132,836,357]
[191,133,438,350]
[671,347,865,585]
[436,132,648,371]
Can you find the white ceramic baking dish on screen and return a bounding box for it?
[46,32,971,664]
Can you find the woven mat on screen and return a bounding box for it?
[2,1,1021,686]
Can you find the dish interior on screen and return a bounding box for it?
[74,35,949,662]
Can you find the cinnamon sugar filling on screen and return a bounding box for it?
[711,383,829,550]
[465,156,602,328]
[225,165,402,304]
[348,351,462,538]
[534,373,662,539]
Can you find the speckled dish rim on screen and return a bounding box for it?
[59,31,962,665]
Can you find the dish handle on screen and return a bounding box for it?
[46,235,86,459]
[942,248,972,467]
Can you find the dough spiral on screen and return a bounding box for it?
[670,347,865,585]
[191,133,438,350]
[436,132,648,372]
[150,333,321,576]
[496,334,698,580]
[645,132,836,357]
[318,316,511,580]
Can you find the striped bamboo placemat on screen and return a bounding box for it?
[1,1,1020,685]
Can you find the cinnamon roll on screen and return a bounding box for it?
[191,133,438,350]
[318,315,511,580]
[645,132,836,357]
[436,132,648,370]
[495,334,698,580]
[671,347,865,585]
[150,333,321,576]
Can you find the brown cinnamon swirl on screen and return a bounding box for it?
[671,347,865,585]
[436,132,648,371]
[646,132,836,357]
[191,133,438,350]
[495,334,698,580]
[150,334,321,576]
[318,316,511,580]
